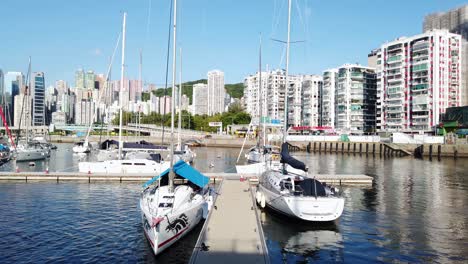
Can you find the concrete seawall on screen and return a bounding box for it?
[50,135,257,148]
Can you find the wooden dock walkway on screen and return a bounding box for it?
[0,171,373,185]
[189,179,269,264]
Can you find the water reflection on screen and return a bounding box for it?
[0,145,466,263]
[261,208,343,263]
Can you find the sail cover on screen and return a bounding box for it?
[280,142,307,172]
[143,160,209,188]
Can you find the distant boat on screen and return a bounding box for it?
[73,140,91,154]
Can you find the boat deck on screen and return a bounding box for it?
[189,179,269,264]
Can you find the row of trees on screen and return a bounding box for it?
[112,103,251,132]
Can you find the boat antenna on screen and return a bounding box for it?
[161,0,174,145]
[282,0,291,172]
[118,12,127,160]
[169,0,178,192]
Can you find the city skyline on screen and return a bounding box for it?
[1,0,466,87]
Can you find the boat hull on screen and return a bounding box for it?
[16,149,48,162]
[258,184,344,222]
[139,185,208,255]
[78,159,170,174]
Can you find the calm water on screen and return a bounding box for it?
[0,144,467,263]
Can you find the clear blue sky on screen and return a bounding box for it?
[0,0,466,87]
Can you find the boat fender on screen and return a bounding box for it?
[255,191,261,204]
[260,193,266,208]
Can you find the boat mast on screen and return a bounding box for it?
[118,12,127,160]
[258,34,263,148]
[139,48,142,140]
[169,0,178,191]
[177,47,182,149]
[26,57,31,143]
[283,0,291,144]
[281,0,291,172]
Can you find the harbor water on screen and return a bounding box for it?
[0,144,467,263]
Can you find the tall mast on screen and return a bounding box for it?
[139,49,142,139]
[26,57,31,143]
[169,0,178,191]
[177,47,182,149]
[283,0,291,143]
[118,12,127,160]
[258,34,263,147]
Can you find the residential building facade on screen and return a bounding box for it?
[423,5,468,105]
[335,64,377,134]
[192,83,208,115]
[207,70,225,115]
[377,30,462,133]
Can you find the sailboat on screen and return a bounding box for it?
[139,1,213,255]
[15,58,48,162]
[255,0,344,222]
[78,13,170,174]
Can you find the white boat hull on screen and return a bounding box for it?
[236,161,306,176]
[15,149,48,162]
[78,159,170,174]
[258,184,344,221]
[73,145,91,154]
[140,185,210,255]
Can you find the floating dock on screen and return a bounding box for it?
[0,172,373,185]
[189,179,269,264]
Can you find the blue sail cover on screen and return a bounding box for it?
[143,160,209,188]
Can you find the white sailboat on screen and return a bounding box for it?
[78,13,169,174]
[256,0,344,222]
[15,58,48,162]
[139,1,213,255]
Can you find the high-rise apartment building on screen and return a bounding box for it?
[75,69,85,89]
[192,83,208,115]
[335,64,377,134]
[244,71,267,121]
[207,70,225,115]
[376,30,462,133]
[75,100,95,126]
[32,72,46,126]
[85,70,95,90]
[3,72,23,126]
[244,69,289,124]
[321,69,338,128]
[301,75,323,127]
[423,5,468,105]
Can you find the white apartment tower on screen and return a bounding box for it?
[192,83,208,115]
[301,75,323,127]
[423,5,468,105]
[244,71,267,122]
[335,64,377,134]
[321,69,338,128]
[207,70,225,115]
[378,29,462,133]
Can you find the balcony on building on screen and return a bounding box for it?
[387,54,403,64]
